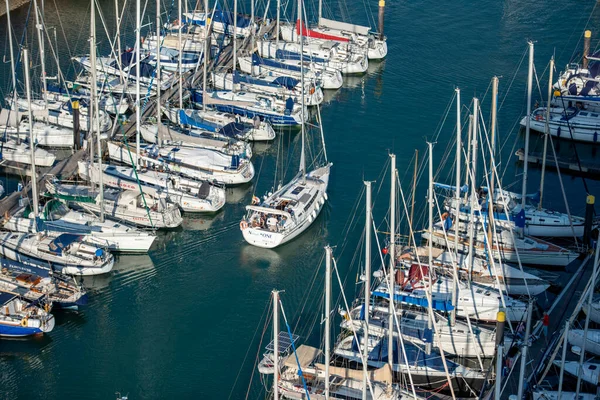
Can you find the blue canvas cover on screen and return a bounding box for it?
[49,234,83,255]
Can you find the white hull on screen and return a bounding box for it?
[106,141,254,186]
[241,164,331,248]
[568,329,600,356]
[0,139,56,166]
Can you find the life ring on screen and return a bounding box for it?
[21,317,28,327]
[240,220,249,230]
[441,212,449,221]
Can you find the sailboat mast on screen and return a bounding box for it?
[135,0,141,167]
[318,0,322,23]
[115,0,123,80]
[272,289,280,400]
[250,0,254,51]
[426,142,434,354]
[324,245,332,399]
[467,99,479,278]
[202,0,209,110]
[178,0,183,109]
[23,48,39,221]
[156,0,162,144]
[488,77,498,243]
[298,0,306,179]
[452,87,461,325]
[90,0,105,222]
[521,41,534,214]
[6,1,19,141]
[539,57,554,210]
[233,0,237,77]
[33,0,48,117]
[276,0,280,47]
[362,180,371,400]
[388,153,396,370]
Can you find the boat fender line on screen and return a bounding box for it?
[21,317,28,327]
[240,220,249,230]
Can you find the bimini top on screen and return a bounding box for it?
[0,291,16,306]
[284,345,322,369]
[49,234,83,255]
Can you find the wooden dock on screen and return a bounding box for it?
[516,148,600,180]
[0,148,86,218]
[499,253,596,399]
[0,0,30,17]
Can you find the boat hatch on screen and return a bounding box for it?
[265,331,299,353]
[291,186,305,195]
[49,233,83,255]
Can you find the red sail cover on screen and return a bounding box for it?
[295,19,350,42]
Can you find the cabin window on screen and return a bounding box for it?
[539,219,545,222]
[589,365,597,370]
[592,114,599,117]
[580,112,588,116]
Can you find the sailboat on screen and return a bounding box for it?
[46,182,183,229]
[164,106,276,141]
[0,292,55,337]
[79,161,226,213]
[552,360,600,386]
[240,4,332,249]
[0,135,56,166]
[0,231,114,276]
[0,257,88,309]
[4,200,157,253]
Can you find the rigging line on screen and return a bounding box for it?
[498,44,528,112]
[234,295,273,400]
[279,299,312,400]
[556,95,592,197]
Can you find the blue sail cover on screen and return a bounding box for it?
[372,290,454,312]
[178,109,219,132]
[251,53,302,72]
[219,122,247,137]
[233,71,299,90]
[49,234,83,255]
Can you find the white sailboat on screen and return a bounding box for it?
[553,360,600,386]
[164,106,276,141]
[0,231,114,276]
[240,2,332,249]
[0,136,56,166]
[46,182,183,229]
[567,329,600,356]
[78,161,226,213]
[4,201,156,253]
[106,141,254,185]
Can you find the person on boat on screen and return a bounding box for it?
[267,216,278,232]
[542,312,550,342]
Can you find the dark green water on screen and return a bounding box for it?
[1,0,600,399]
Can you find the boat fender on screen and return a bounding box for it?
[323,192,328,201]
[21,317,28,327]
[240,220,249,230]
[311,210,317,219]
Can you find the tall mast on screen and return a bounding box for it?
[156,0,162,144]
[135,0,141,167]
[272,289,280,400]
[33,0,48,118]
[324,245,332,399]
[90,0,104,222]
[388,153,396,370]
[467,100,479,278]
[6,0,19,142]
[452,87,461,325]
[426,141,434,354]
[517,301,533,400]
[250,0,254,52]
[318,0,322,23]
[539,57,554,209]
[362,180,372,400]
[298,0,306,179]
[115,0,123,80]
[521,41,534,218]
[276,0,280,47]
[202,0,209,110]
[23,48,39,223]
[488,77,499,243]
[178,0,183,109]
[233,0,237,77]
